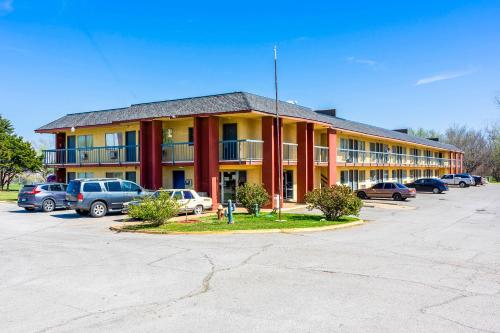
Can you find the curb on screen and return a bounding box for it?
[109,219,364,235]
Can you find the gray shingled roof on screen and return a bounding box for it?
[36,91,461,152]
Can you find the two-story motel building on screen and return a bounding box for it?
[36,92,464,209]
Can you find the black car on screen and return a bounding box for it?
[472,175,483,186]
[406,178,449,194]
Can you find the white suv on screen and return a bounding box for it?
[441,174,474,188]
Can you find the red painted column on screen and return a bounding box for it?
[306,123,315,192]
[296,122,309,203]
[327,128,337,186]
[140,121,152,189]
[262,117,276,207]
[194,116,219,210]
[55,168,66,183]
[460,153,464,173]
[151,120,163,189]
[55,132,66,164]
[449,152,454,174]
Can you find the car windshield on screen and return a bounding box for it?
[66,180,81,194]
[395,183,407,189]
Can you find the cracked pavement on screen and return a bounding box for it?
[0,185,499,332]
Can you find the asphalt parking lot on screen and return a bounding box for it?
[1,185,499,332]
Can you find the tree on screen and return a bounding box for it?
[0,116,42,190]
[409,128,443,141]
[444,125,490,173]
[0,115,14,135]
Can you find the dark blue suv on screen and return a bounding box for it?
[406,178,449,194]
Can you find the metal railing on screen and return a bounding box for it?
[283,142,298,163]
[219,139,264,162]
[336,148,451,167]
[42,145,140,166]
[314,146,329,163]
[162,142,194,163]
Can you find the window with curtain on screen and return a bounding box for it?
[77,135,93,148]
[105,133,123,147]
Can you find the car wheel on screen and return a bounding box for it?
[42,199,55,212]
[90,201,107,218]
[432,187,440,194]
[193,205,203,215]
[393,193,402,201]
[75,209,88,216]
[459,181,466,188]
[357,191,367,199]
[24,207,35,211]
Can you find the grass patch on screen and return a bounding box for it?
[123,213,360,233]
[0,184,20,202]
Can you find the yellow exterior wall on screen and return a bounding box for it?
[161,118,193,142]
[61,123,140,147]
[66,166,140,179]
[283,123,297,143]
[218,116,262,140]
[219,165,262,184]
[162,166,194,189]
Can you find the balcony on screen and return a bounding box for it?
[42,145,140,166]
[283,143,298,164]
[314,146,329,164]
[219,139,264,163]
[162,142,194,164]
[336,149,451,167]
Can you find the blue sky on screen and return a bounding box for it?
[1,0,499,142]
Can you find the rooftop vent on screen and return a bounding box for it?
[427,137,440,142]
[314,109,337,117]
[393,128,409,134]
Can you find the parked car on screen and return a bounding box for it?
[405,178,448,194]
[17,183,68,212]
[65,178,149,218]
[123,189,213,215]
[356,182,416,201]
[472,175,484,186]
[440,174,474,188]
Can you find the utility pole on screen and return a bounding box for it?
[274,45,284,222]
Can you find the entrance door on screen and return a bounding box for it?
[125,131,137,162]
[220,171,237,203]
[283,170,294,200]
[173,170,185,189]
[222,123,238,160]
[67,136,76,163]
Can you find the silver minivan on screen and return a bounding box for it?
[65,178,149,218]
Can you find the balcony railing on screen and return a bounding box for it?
[314,146,329,163]
[336,148,451,167]
[219,139,264,162]
[283,142,298,163]
[42,145,140,166]
[162,142,194,163]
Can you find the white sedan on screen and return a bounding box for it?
[123,189,212,215]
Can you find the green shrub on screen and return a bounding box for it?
[128,191,180,227]
[304,185,362,221]
[236,183,270,214]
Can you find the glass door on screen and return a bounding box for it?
[283,170,294,200]
[220,171,237,203]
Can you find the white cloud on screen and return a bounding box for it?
[415,69,475,86]
[0,0,13,15]
[346,56,377,66]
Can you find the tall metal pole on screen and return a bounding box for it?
[274,45,283,221]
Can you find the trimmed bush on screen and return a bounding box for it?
[236,183,270,214]
[304,185,362,221]
[128,191,180,227]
